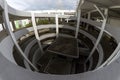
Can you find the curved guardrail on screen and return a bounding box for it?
[0,24,104,69]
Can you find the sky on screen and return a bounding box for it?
[6,0,79,11]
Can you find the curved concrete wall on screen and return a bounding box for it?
[0,50,120,80]
[0,25,103,65]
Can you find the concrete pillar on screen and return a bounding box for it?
[60,18,63,22]
[83,15,86,28]
[55,14,59,37]
[48,12,50,14]
[85,12,91,30]
[66,18,69,23]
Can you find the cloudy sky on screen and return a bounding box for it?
[6,0,79,11]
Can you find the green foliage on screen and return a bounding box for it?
[36,19,55,25]
[25,18,55,27]
[25,22,32,27]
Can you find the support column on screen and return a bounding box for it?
[75,0,84,38]
[75,10,81,38]
[66,18,69,23]
[60,18,63,22]
[3,1,38,71]
[85,5,108,66]
[85,12,91,30]
[62,12,64,15]
[55,14,59,37]
[31,12,44,54]
[83,15,87,28]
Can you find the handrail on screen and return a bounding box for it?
[31,12,44,54]
[1,23,114,72]
[19,25,103,70]
[96,43,120,70]
[26,25,104,70]
[85,4,108,68]
[75,0,84,38]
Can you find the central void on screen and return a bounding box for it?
[36,36,88,74]
[47,36,79,58]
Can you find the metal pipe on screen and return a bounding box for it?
[94,5,106,19]
[85,12,91,30]
[85,5,108,67]
[75,0,84,38]
[31,12,44,54]
[3,1,38,71]
[75,10,81,38]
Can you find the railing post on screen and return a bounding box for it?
[85,5,108,68]
[85,12,91,30]
[31,12,44,54]
[55,14,59,37]
[66,18,69,23]
[3,1,38,71]
[75,0,84,38]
